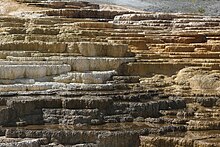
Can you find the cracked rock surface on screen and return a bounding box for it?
[0,0,219,146]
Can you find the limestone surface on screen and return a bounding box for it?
[0,0,219,147]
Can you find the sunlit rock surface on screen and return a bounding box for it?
[0,0,219,146]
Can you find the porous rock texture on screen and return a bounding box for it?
[0,0,219,146]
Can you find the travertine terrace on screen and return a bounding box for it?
[0,0,219,146]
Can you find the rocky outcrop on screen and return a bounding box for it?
[78,42,129,57]
[175,67,220,91]
[0,95,186,126]
[0,0,220,146]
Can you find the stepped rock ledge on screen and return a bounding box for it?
[0,0,219,146]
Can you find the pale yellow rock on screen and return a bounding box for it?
[0,42,67,53]
[0,65,71,80]
[175,67,220,91]
[60,57,135,71]
[78,42,128,57]
[74,22,113,28]
[0,82,65,92]
[164,46,195,52]
[175,67,208,85]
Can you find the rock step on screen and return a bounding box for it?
[73,22,114,29]
[43,108,104,125]
[6,56,73,61]
[108,34,205,44]
[0,82,63,92]
[1,27,26,35]
[139,136,192,147]
[137,53,220,60]
[78,42,129,57]
[62,96,113,109]
[52,57,135,72]
[116,36,163,44]
[165,53,220,59]
[110,92,159,102]
[106,29,144,34]
[30,17,97,25]
[164,46,195,52]
[43,9,131,19]
[138,22,171,27]
[61,30,109,37]
[5,128,140,147]
[173,22,220,28]
[0,16,26,24]
[0,42,67,53]
[0,22,25,27]
[111,76,140,84]
[0,106,12,125]
[113,13,202,22]
[0,65,71,80]
[30,52,81,57]
[0,51,36,59]
[22,34,70,42]
[104,114,133,123]
[125,25,168,31]
[137,59,220,67]
[174,18,220,23]
[0,82,135,92]
[2,96,111,125]
[120,62,196,77]
[144,117,188,125]
[0,96,186,125]
[195,109,220,118]
[53,70,117,84]
[24,1,99,9]
[65,83,115,91]
[109,39,148,50]
[110,32,145,37]
[112,99,186,118]
[140,130,220,147]
[70,143,98,147]
[26,27,60,35]
[0,61,64,65]
[0,137,48,147]
[188,120,220,131]
[193,138,220,147]
[160,109,184,117]
[6,96,113,110]
[58,89,161,99]
[5,56,135,72]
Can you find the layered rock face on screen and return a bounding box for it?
[0,0,219,146]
